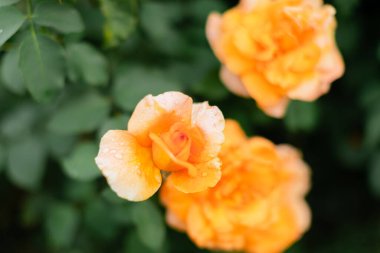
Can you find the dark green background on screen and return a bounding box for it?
[1,0,380,252]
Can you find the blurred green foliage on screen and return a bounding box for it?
[0,0,380,253]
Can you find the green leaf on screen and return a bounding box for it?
[1,47,25,94]
[100,0,136,47]
[22,193,49,227]
[84,199,120,240]
[359,81,380,109]
[34,2,84,34]
[0,0,20,7]
[124,232,160,253]
[46,132,76,158]
[0,143,5,172]
[333,0,359,17]
[64,180,96,202]
[112,65,182,111]
[191,69,229,101]
[45,202,79,249]
[132,201,166,251]
[66,43,108,86]
[47,92,111,134]
[140,2,182,54]
[97,114,129,139]
[19,34,65,102]
[7,136,46,190]
[0,6,26,47]
[62,141,100,181]
[364,106,380,148]
[369,153,380,198]
[188,0,226,23]
[284,101,319,133]
[101,188,124,205]
[0,103,38,140]
[113,204,134,225]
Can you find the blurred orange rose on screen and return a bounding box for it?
[160,119,311,253]
[95,92,225,201]
[206,0,344,118]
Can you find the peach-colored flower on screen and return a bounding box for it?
[95,92,225,201]
[160,119,311,253]
[206,0,344,118]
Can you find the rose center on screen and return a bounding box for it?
[150,123,195,174]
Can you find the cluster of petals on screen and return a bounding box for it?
[95,92,225,201]
[206,0,344,117]
[160,119,311,253]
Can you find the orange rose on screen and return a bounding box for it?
[160,119,311,253]
[95,92,225,201]
[206,0,344,117]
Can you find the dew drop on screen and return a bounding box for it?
[202,172,208,177]
[0,29,3,34]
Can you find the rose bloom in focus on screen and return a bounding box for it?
[95,92,225,201]
[207,0,344,117]
[161,119,311,253]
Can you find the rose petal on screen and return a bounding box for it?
[261,98,289,118]
[166,210,187,231]
[160,179,193,227]
[241,72,285,107]
[289,197,312,233]
[220,66,250,98]
[287,76,323,101]
[206,12,224,61]
[189,102,225,163]
[276,144,311,196]
[239,0,269,12]
[128,92,193,146]
[187,205,215,248]
[246,201,301,253]
[95,130,162,201]
[169,158,222,193]
[318,47,344,85]
[221,119,247,153]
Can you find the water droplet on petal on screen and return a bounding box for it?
[202,172,208,177]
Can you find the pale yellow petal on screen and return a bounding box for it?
[128,92,193,146]
[189,102,225,163]
[206,12,224,61]
[95,130,162,201]
[170,158,222,193]
[239,0,270,11]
